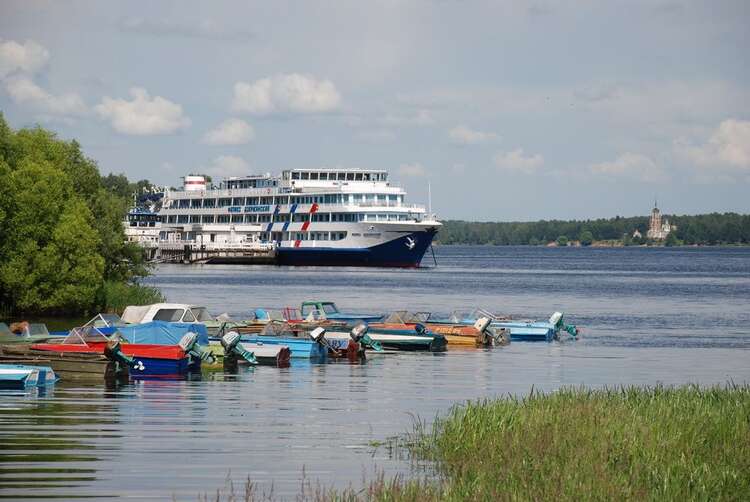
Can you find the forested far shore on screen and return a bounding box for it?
[436,213,750,246]
[0,114,162,316]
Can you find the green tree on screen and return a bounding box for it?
[664,231,680,247]
[556,235,569,246]
[101,173,133,199]
[579,230,594,246]
[0,118,156,314]
[0,163,103,313]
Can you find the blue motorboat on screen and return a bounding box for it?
[236,334,327,359]
[0,363,58,389]
[300,301,383,324]
[233,320,328,359]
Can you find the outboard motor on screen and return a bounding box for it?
[548,312,579,340]
[220,331,257,365]
[349,323,383,353]
[414,323,427,335]
[473,316,493,346]
[178,332,216,365]
[104,339,145,371]
[309,327,340,356]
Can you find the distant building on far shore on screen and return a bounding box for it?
[646,201,675,240]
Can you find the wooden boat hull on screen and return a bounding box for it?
[0,345,128,381]
[29,343,194,379]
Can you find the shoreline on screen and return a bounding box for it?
[203,384,750,501]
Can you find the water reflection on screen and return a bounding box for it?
[1,247,749,499]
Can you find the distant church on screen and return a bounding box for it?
[645,201,675,240]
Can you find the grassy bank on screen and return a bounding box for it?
[202,385,750,501]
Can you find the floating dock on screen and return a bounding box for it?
[157,242,277,264]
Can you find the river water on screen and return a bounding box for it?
[1,246,749,500]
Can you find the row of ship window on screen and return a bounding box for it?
[285,171,387,182]
[257,232,348,241]
[170,194,402,209]
[165,213,412,224]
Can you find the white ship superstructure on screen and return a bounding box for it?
[158,168,441,267]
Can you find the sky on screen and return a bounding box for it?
[0,0,748,221]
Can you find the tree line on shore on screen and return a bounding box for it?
[436,213,750,246]
[0,114,162,316]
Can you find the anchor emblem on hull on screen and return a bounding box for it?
[405,236,417,250]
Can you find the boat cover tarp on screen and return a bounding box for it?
[115,321,209,346]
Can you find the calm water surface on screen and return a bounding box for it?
[2,246,749,500]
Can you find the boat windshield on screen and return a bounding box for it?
[27,324,50,337]
[321,303,339,314]
[84,313,126,328]
[61,325,113,345]
[190,307,214,322]
[383,311,431,324]
[283,308,303,321]
[0,322,11,336]
[260,320,295,337]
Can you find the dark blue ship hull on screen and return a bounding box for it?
[276,230,437,268]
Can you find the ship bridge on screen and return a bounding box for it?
[281,168,388,190]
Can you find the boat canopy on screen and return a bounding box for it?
[121,304,214,324]
[115,321,209,346]
[301,301,340,317]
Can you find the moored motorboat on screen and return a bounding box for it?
[236,321,329,359]
[0,363,57,389]
[316,321,447,352]
[206,334,292,368]
[300,301,383,324]
[0,322,59,344]
[433,309,579,342]
[0,344,129,381]
[121,303,251,337]
[29,321,208,379]
[373,311,508,347]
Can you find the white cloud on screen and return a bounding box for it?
[232,74,341,115]
[398,162,427,177]
[204,155,251,178]
[678,119,750,170]
[493,149,544,173]
[95,87,191,135]
[4,76,86,115]
[0,39,49,78]
[448,125,499,145]
[202,118,255,145]
[590,152,667,182]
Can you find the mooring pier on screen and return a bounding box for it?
[158,242,277,264]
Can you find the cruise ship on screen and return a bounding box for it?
[156,168,441,267]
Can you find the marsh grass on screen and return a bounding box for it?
[99,280,165,313]
[201,384,750,501]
